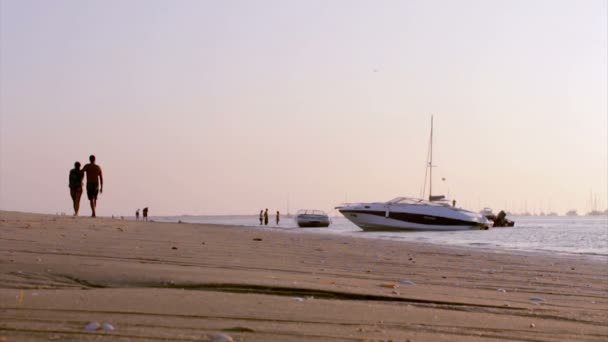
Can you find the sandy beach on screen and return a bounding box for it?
[0,211,606,341]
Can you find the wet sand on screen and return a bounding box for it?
[0,210,606,341]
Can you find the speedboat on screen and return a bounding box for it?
[336,197,489,231]
[295,209,330,227]
[336,116,490,231]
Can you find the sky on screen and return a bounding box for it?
[1,0,607,217]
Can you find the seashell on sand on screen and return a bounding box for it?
[84,322,100,331]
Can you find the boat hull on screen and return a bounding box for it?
[338,203,489,231]
[296,215,330,228]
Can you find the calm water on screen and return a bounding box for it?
[153,215,608,257]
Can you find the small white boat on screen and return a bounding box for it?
[295,209,330,228]
[479,207,516,227]
[480,207,496,220]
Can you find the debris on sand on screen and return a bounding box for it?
[208,333,234,342]
[84,322,100,331]
[101,323,115,331]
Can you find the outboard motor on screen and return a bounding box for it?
[493,210,515,227]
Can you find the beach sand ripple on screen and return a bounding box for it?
[0,211,606,341]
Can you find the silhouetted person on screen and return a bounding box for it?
[264,208,269,225]
[452,200,456,207]
[82,155,103,217]
[136,209,140,221]
[143,207,148,221]
[276,210,280,225]
[259,210,263,225]
[68,161,84,216]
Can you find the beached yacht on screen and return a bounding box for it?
[337,197,488,231]
[295,209,330,228]
[336,116,490,231]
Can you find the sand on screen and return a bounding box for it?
[0,210,606,341]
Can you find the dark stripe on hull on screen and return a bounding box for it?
[354,224,482,232]
[339,209,485,227]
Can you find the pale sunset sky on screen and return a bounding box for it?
[1,0,606,216]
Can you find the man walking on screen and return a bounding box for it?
[68,161,83,216]
[264,208,269,225]
[82,155,103,217]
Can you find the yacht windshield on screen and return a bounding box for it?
[387,197,449,206]
[387,197,424,204]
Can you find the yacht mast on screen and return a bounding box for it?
[429,115,434,201]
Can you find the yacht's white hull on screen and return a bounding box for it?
[340,211,483,231]
[337,200,489,231]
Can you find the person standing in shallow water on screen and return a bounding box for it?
[68,162,84,216]
[143,207,148,221]
[259,210,263,225]
[136,209,140,221]
[276,211,280,225]
[82,155,103,217]
[264,208,269,225]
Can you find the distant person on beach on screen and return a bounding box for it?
[136,209,140,221]
[68,161,84,216]
[264,208,269,225]
[259,210,263,225]
[276,211,280,225]
[82,155,103,217]
[143,207,148,221]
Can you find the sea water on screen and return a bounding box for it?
[153,215,608,257]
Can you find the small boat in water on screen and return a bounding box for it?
[295,209,330,227]
[479,208,515,227]
[480,207,495,220]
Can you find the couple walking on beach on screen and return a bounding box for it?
[259,209,280,225]
[69,155,103,217]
